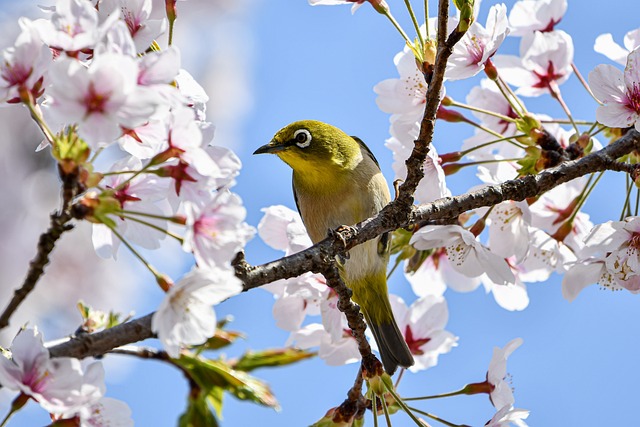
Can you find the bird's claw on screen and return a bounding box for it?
[329,225,356,247]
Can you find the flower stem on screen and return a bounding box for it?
[459,134,528,158]
[0,393,29,427]
[380,393,394,426]
[447,99,517,123]
[372,393,380,427]
[383,384,424,426]
[494,76,527,117]
[119,214,184,244]
[424,0,430,39]
[548,81,579,134]
[106,224,163,282]
[406,405,464,427]
[383,10,414,47]
[571,62,603,105]
[403,0,424,48]
[402,386,470,401]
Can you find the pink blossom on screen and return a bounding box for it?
[388,295,457,373]
[493,30,574,97]
[447,4,510,80]
[571,217,640,295]
[258,205,313,256]
[410,225,516,287]
[183,190,255,268]
[508,0,567,36]
[99,0,167,52]
[61,397,134,427]
[374,47,427,125]
[0,19,51,103]
[152,266,243,358]
[594,28,640,65]
[91,156,170,258]
[46,53,159,148]
[288,323,360,366]
[308,0,388,14]
[406,248,482,296]
[0,328,105,414]
[589,47,640,131]
[487,338,523,409]
[485,404,529,427]
[36,0,102,53]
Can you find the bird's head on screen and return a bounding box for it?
[254,120,362,173]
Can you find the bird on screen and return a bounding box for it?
[254,119,414,374]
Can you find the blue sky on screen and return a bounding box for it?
[6,0,640,426]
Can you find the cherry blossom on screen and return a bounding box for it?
[388,295,458,372]
[308,0,388,14]
[569,217,640,295]
[561,256,618,302]
[98,0,167,53]
[485,404,530,427]
[0,18,51,103]
[152,266,243,358]
[493,30,574,97]
[375,47,427,126]
[447,4,510,80]
[487,338,523,409]
[288,323,360,366]
[46,52,159,148]
[0,328,105,414]
[35,0,102,53]
[410,225,515,287]
[182,190,255,268]
[60,397,134,427]
[480,260,530,312]
[508,0,567,36]
[91,156,170,258]
[488,201,532,263]
[269,274,326,332]
[589,47,640,131]
[258,205,313,256]
[406,248,482,296]
[594,28,640,65]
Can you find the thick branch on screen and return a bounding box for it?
[240,129,640,292]
[395,0,467,208]
[321,263,381,376]
[48,313,154,359]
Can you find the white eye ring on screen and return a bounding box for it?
[294,129,312,148]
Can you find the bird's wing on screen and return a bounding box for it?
[352,136,390,256]
[292,178,302,216]
[351,135,381,170]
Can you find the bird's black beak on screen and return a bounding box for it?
[253,142,285,155]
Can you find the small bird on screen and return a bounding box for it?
[254,120,414,374]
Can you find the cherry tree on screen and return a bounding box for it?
[0,0,637,425]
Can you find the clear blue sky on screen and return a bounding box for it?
[6,0,640,426]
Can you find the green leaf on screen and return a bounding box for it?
[207,386,225,418]
[200,328,245,351]
[179,390,219,427]
[232,348,315,372]
[175,355,280,410]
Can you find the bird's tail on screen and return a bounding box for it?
[362,299,414,375]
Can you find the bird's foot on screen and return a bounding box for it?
[329,225,356,247]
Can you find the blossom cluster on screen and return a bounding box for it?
[0,0,254,422]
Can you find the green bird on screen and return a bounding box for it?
[254,120,414,374]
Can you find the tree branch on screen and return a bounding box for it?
[48,313,154,359]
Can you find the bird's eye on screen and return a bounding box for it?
[294,129,312,148]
